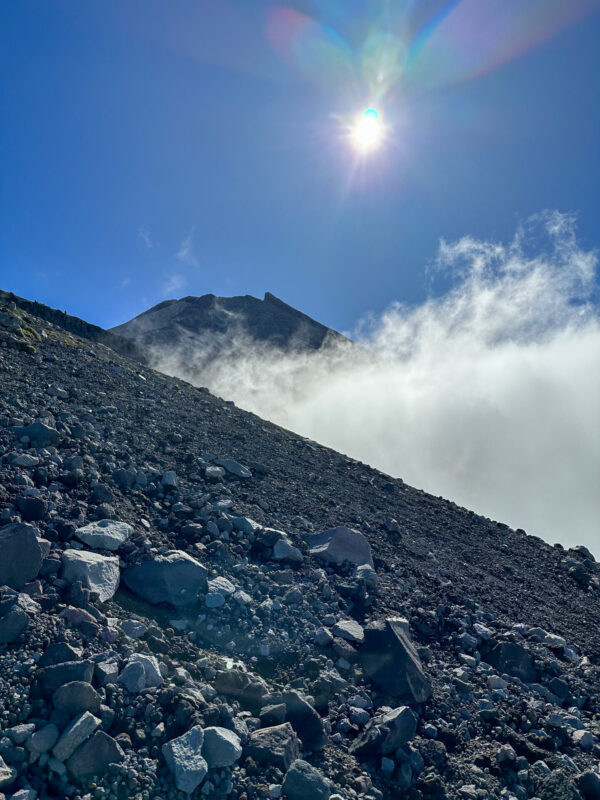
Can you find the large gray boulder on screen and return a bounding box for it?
[202,726,243,768]
[307,526,373,568]
[282,759,331,800]
[61,550,120,602]
[360,617,431,703]
[484,641,537,683]
[245,723,300,771]
[74,519,133,551]
[66,731,124,780]
[122,551,208,606]
[0,523,43,589]
[162,726,208,794]
[349,706,417,756]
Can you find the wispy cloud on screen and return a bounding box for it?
[162,273,186,297]
[176,229,200,268]
[121,277,132,288]
[138,224,154,250]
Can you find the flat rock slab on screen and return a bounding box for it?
[74,519,133,551]
[332,619,364,644]
[53,712,101,762]
[162,725,208,794]
[61,550,120,602]
[307,526,373,569]
[0,523,43,590]
[122,550,208,607]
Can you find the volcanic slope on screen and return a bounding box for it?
[0,297,599,800]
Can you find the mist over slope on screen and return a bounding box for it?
[151,212,600,556]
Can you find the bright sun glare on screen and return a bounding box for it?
[351,107,384,154]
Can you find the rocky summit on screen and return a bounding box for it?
[0,293,599,800]
[110,292,348,359]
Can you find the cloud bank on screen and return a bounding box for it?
[152,212,600,556]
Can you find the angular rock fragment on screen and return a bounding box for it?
[53,681,101,715]
[349,706,417,756]
[13,421,60,447]
[268,690,327,750]
[307,526,373,568]
[61,550,120,602]
[245,723,300,771]
[0,523,43,590]
[214,667,269,714]
[66,731,124,780]
[282,759,331,800]
[202,726,243,768]
[214,459,252,478]
[162,726,207,794]
[53,712,101,761]
[484,641,537,683]
[41,660,95,692]
[360,617,431,702]
[122,550,207,606]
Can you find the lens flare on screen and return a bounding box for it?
[351,107,384,153]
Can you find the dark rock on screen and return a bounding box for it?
[66,731,124,780]
[214,668,269,714]
[282,759,331,800]
[0,603,28,644]
[270,690,327,751]
[484,642,537,683]
[15,496,47,522]
[349,706,417,757]
[245,723,301,771]
[41,660,95,692]
[53,681,101,715]
[13,421,60,447]
[0,523,43,590]
[122,550,208,606]
[360,617,432,702]
[307,526,373,568]
[39,642,82,668]
[578,771,600,800]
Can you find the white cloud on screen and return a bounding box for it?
[151,212,600,557]
[176,229,200,268]
[138,224,154,250]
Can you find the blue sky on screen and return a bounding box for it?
[2,0,599,332]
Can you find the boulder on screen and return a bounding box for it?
[53,712,101,761]
[578,771,600,800]
[202,726,243,768]
[162,726,208,794]
[484,642,537,683]
[307,526,373,568]
[245,723,300,771]
[0,602,29,644]
[26,724,59,756]
[41,660,95,692]
[126,653,163,688]
[16,495,47,522]
[39,642,82,668]
[0,523,43,589]
[122,551,208,606]
[0,755,16,790]
[61,550,119,602]
[66,731,124,780]
[349,706,417,756]
[360,617,431,703]
[272,538,304,563]
[52,682,101,716]
[14,421,60,447]
[214,667,269,714]
[283,759,331,800]
[74,519,133,551]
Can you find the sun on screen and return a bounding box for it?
[351,107,384,154]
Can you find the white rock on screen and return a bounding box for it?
[61,550,119,602]
[74,520,133,551]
